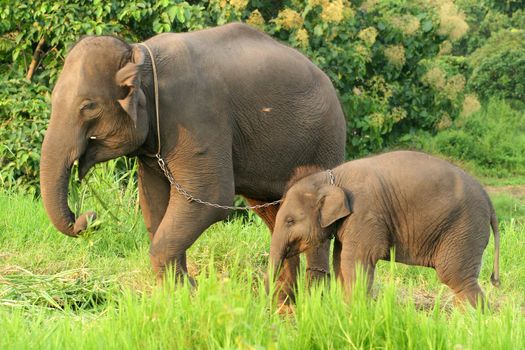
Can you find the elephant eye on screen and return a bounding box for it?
[80,101,97,111]
[286,217,295,226]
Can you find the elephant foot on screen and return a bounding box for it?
[155,271,197,291]
[264,272,296,306]
[177,273,197,289]
[276,302,295,315]
[151,258,196,290]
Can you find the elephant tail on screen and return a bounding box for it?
[489,210,501,288]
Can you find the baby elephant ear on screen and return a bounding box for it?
[318,186,352,228]
[115,45,146,126]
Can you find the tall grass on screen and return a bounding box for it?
[1,160,524,349]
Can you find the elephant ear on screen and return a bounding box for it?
[115,45,146,126]
[318,185,352,228]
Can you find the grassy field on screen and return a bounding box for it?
[1,163,524,349]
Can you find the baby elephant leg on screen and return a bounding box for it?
[436,264,485,308]
[305,240,331,284]
[435,250,486,308]
[340,244,378,297]
[333,239,343,282]
[455,279,485,308]
[434,229,488,308]
[246,199,299,304]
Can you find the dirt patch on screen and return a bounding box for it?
[485,185,525,199]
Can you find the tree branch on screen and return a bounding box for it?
[25,37,45,81]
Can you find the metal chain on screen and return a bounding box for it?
[327,169,335,185]
[156,155,282,210]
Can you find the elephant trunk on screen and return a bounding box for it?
[40,130,94,237]
[268,231,289,280]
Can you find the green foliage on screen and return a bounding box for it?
[469,49,525,102]
[455,0,525,55]
[403,99,525,177]
[469,30,525,67]
[467,30,525,101]
[0,1,211,86]
[0,79,50,191]
[490,192,525,224]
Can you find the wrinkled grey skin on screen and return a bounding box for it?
[40,23,346,296]
[270,151,501,307]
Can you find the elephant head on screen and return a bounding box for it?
[269,175,352,276]
[40,36,151,237]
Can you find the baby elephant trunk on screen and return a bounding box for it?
[268,232,289,286]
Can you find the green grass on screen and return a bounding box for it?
[489,193,525,225]
[1,163,525,349]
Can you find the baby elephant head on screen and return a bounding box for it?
[269,175,352,277]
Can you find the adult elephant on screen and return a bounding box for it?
[40,23,346,299]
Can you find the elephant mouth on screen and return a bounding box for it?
[283,245,302,259]
[78,151,96,181]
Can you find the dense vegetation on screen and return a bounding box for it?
[1,0,524,188]
[1,1,524,348]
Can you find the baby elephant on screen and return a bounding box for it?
[269,151,500,307]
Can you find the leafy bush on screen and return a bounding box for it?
[0,79,50,191]
[455,0,525,55]
[469,49,525,101]
[406,99,525,177]
[468,29,525,67]
[467,30,525,101]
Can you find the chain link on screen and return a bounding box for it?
[156,154,282,210]
[327,169,335,185]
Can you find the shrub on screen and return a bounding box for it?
[422,99,525,177]
[467,30,525,101]
[455,0,525,55]
[468,49,525,101]
[0,79,50,191]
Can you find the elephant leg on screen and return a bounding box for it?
[138,159,170,241]
[305,241,331,284]
[340,244,377,297]
[244,197,279,231]
[150,186,231,285]
[275,255,300,304]
[453,278,485,308]
[434,233,486,308]
[333,239,343,282]
[435,260,485,308]
[245,198,298,303]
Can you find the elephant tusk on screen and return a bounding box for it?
[89,136,97,140]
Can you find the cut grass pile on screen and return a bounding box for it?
[0,167,524,348]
